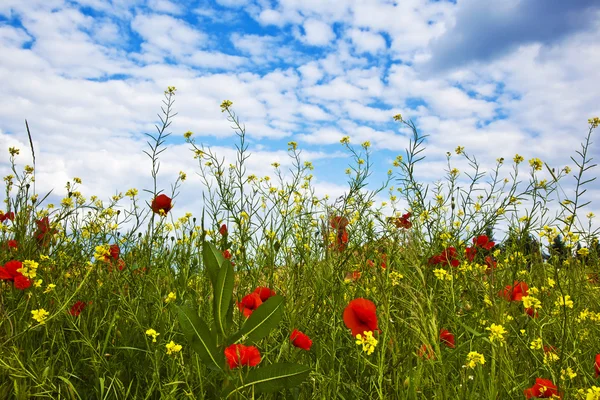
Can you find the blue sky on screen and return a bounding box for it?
[1,0,599,239]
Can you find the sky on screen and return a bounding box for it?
[1,0,599,242]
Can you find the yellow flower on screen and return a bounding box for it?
[43,283,56,293]
[17,260,39,279]
[588,117,600,128]
[585,386,600,400]
[529,158,543,171]
[530,338,543,350]
[166,341,183,355]
[388,271,404,286]
[486,323,507,344]
[146,329,160,343]
[220,99,232,111]
[94,244,111,261]
[165,292,177,304]
[560,367,577,380]
[578,247,590,256]
[362,141,371,149]
[513,154,524,164]
[555,295,574,309]
[355,331,378,355]
[31,309,50,325]
[393,114,402,121]
[183,131,193,139]
[455,146,464,155]
[287,141,298,151]
[433,268,452,281]
[522,295,542,310]
[465,352,485,368]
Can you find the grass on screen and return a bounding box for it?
[1,88,600,399]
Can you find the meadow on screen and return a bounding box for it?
[1,87,600,399]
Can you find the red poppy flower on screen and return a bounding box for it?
[345,270,361,282]
[0,211,15,223]
[440,329,455,348]
[290,329,312,350]
[70,301,87,316]
[394,213,412,229]
[484,256,497,274]
[7,240,18,250]
[499,281,529,301]
[595,353,600,377]
[335,229,349,251]
[330,216,349,230]
[343,298,379,337]
[253,287,276,302]
[34,217,57,247]
[417,344,435,359]
[223,249,232,260]
[0,260,23,281]
[524,378,561,399]
[380,253,387,269]
[237,293,263,318]
[106,258,126,273]
[109,244,120,260]
[525,307,539,318]
[429,247,460,267]
[473,235,495,250]
[465,246,477,262]
[224,344,261,369]
[151,194,173,215]
[219,224,228,236]
[14,275,31,290]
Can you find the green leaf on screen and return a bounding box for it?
[176,306,224,371]
[213,259,234,336]
[238,295,284,343]
[203,242,224,288]
[225,363,310,397]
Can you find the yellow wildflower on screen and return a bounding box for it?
[166,341,183,355]
[465,352,485,368]
[31,309,50,325]
[145,329,160,343]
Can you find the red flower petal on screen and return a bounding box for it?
[439,329,455,348]
[253,287,276,302]
[290,329,312,350]
[343,298,379,337]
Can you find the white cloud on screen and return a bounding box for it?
[348,28,386,54]
[257,9,286,27]
[131,13,208,59]
[301,19,335,46]
[147,0,183,15]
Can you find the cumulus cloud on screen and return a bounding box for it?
[300,19,336,46]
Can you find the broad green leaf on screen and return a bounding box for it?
[238,295,284,343]
[176,306,224,371]
[213,259,234,336]
[203,242,224,289]
[225,363,310,397]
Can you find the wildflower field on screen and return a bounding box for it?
[2,88,600,399]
